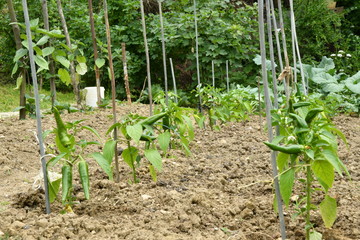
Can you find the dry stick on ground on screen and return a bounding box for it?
[122,43,132,104]
[56,0,80,107]
[41,0,56,107]
[140,0,153,116]
[158,0,168,105]
[103,0,120,183]
[21,0,50,214]
[169,58,178,104]
[193,0,202,113]
[88,0,102,105]
[7,0,27,119]
[258,0,287,239]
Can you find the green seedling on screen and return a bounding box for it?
[45,107,101,213]
[266,95,349,239]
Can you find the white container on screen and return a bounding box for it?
[84,87,105,107]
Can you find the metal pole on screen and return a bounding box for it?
[140,0,153,115]
[22,0,50,214]
[158,0,168,105]
[226,60,229,92]
[212,60,215,88]
[169,58,178,104]
[193,0,202,113]
[258,1,286,238]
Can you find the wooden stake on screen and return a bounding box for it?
[104,0,120,183]
[122,43,132,103]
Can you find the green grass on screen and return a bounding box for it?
[0,84,75,112]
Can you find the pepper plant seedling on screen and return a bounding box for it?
[266,93,350,239]
[45,107,101,213]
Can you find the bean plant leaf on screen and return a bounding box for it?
[56,56,70,69]
[11,62,18,76]
[126,124,143,143]
[312,160,334,192]
[95,58,106,68]
[319,195,337,228]
[13,48,28,62]
[36,35,50,46]
[158,131,171,153]
[76,63,87,75]
[279,168,295,206]
[103,140,117,164]
[30,18,39,29]
[76,55,86,63]
[144,149,162,171]
[309,231,323,240]
[58,68,71,86]
[91,152,113,180]
[34,55,49,70]
[42,47,55,57]
[13,75,23,90]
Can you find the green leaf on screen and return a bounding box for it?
[42,47,55,57]
[312,72,337,84]
[309,231,322,240]
[33,46,43,56]
[149,165,157,182]
[122,147,138,168]
[322,83,345,93]
[312,160,334,192]
[95,58,106,68]
[76,55,86,63]
[48,178,61,203]
[34,55,49,70]
[13,75,23,90]
[103,140,117,164]
[318,56,335,70]
[158,131,171,153]
[13,48,28,62]
[126,124,143,143]
[47,152,67,168]
[56,56,70,69]
[319,195,337,228]
[76,63,87,75]
[81,125,101,140]
[36,35,50,46]
[58,68,71,85]
[279,168,295,206]
[91,152,113,180]
[11,62,18,76]
[30,18,39,29]
[144,149,162,171]
[345,71,360,94]
[276,152,289,172]
[321,148,343,176]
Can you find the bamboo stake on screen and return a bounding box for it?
[22,0,50,214]
[103,0,120,183]
[266,0,278,109]
[277,0,290,101]
[140,0,153,115]
[226,60,229,92]
[193,0,202,113]
[158,0,168,105]
[88,0,102,105]
[270,0,283,71]
[212,60,215,87]
[289,0,297,85]
[289,0,307,95]
[41,0,56,107]
[56,0,80,107]
[7,0,27,119]
[258,1,287,238]
[122,43,132,103]
[169,58,178,104]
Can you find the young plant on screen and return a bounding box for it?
[46,107,101,212]
[266,93,349,239]
[104,111,170,183]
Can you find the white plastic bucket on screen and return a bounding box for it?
[84,87,105,107]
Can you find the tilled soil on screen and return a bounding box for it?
[0,103,359,240]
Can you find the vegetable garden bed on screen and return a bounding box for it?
[0,103,359,239]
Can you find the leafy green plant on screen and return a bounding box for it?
[103,111,170,183]
[266,94,349,239]
[14,93,48,118]
[45,107,101,212]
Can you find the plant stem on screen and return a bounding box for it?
[306,164,312,239]
[127,140,137,183]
